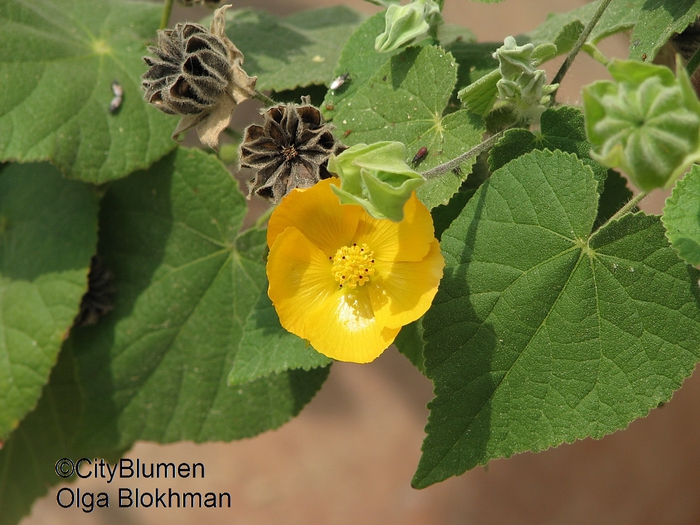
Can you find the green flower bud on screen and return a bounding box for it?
[583,58,700,192]
[495,36,535,79]
[327,142,425,221]
[492,37,558,123]
[374,0,442,53]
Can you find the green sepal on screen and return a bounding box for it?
[374,0,443,53]
[583,58,700,192]
[327,142,425,221]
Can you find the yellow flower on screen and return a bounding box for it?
[266,178,444,363]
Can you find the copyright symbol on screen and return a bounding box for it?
[54,458,74,478]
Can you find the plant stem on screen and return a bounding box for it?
[421,130,506,179]
[585,43,611,67]
[253,205,275,230]
[252,90,277,107]
[159,0,174,30]
[604,190,649,226]
[550,0,614,102]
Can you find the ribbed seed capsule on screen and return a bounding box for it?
[141,5,257,149]
[239,101,345,203]
[142,22,232,115]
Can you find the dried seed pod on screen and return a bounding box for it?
[74,256,116,328]
[240,102,345,203]
[141,5,257,149]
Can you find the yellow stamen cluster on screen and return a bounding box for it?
[331,243,376,289]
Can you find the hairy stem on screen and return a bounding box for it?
[252,90,277,107]
[253,205,275,230]
[602,191,649,227]
[159,0,174,30]
[550,0,614,102]
[421,131,506,179]
[584,43,611,67]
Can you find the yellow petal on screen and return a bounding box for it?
[266,178,444,364]
[267,226,339,337]
[304,287,399,363]
[267,178,362,255]
[353,192,435,262]
[268,226,397,363]
[370,239,444,328]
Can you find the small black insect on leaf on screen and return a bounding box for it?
[411,146,428,166]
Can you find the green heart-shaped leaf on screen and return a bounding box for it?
[415,149,700,488]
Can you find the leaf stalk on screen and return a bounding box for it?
[253,205,275,230]
[252,90,277,107]
[421,130,506,179]
[602,190,649,227]
[550,0,614,102]
[159,0,174,30]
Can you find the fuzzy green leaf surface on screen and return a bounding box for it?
[331,45,484,208]
[444,41,499,108]
[0,0,177,182]
[594,170,633,229]
[663,165,700,267]
[224,6,363,93]
[70,148,329,451]
[0,346,104,525]
[489,106,608,188]
[437,24,477,46]
[487,108,631,230]
[321,12,415,119]
[0,163,97,440]
[394,319,426,374]
[229,291,331,386]
[628,0,700,61]
[414,149,700,488]
[527,0,644,57]
[529,0,700,62]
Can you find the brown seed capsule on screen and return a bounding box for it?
[141,5,257,149]
[239,102,345,203]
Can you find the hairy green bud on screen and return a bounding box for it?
[583,58,700,192]
[374,0,442,53]
[493,37,557,123]
[327,142,425,221]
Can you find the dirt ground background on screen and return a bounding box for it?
[24,0,700,524]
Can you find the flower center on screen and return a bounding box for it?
[281,145,298,161]
[331,243,375,289]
